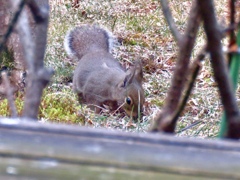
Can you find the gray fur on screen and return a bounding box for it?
[64,24,145,119]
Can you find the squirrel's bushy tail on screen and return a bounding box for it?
[64,24,115,59]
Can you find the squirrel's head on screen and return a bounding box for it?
[117,61,145,120]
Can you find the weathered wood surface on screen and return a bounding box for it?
[0,118,239,179]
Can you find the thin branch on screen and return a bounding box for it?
[170,46,207,125]
[198,0,240,139]
[11,0,34,72]
[229,0,236,45]
[222,22,239,36]
[151,46,207,132]
[1,72,17,117]
[227,0,236,66]
[0,0,25,53]
[160,0,183,45]
[25,0,49,23]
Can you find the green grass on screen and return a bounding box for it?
[0,92,24,116]
[0,0,236,137]
[0,48,15,70]
[39,89,84,124]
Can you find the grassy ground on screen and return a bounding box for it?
[3,0,240,138]
[45,0,239,136]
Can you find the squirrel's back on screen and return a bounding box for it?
[64,25,115,60]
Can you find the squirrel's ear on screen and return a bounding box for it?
[124,70,135,87]
[118,68,135,88]
[118,60,143,88]
[133,60,143,83]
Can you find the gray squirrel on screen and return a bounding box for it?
[64,24,144,119]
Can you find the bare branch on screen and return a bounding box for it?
[229,0,236,45]
[170,46,207,125]
[160,0,183,45]
[151,46,207,132]
[0,0,25,53]
[151,0,201,133]
[11,0,34,72]
[198,0,240,138]
[227,0,236,65]
[1,72,17,117]
[26,0,49,23]
[22,0,53,119]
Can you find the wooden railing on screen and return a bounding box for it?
[0,118,239,179]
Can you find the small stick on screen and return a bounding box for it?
[177,120,203,133]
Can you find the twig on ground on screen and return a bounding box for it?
[177,120,203,134]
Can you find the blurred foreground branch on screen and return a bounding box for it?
[0,0,25,53]
[22,0,53,119]
[151,0,201,132]
[198,0,240,139]
[1,72,17,117]
[9,0,53,120]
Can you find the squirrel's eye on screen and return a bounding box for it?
[125,97,132,105]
